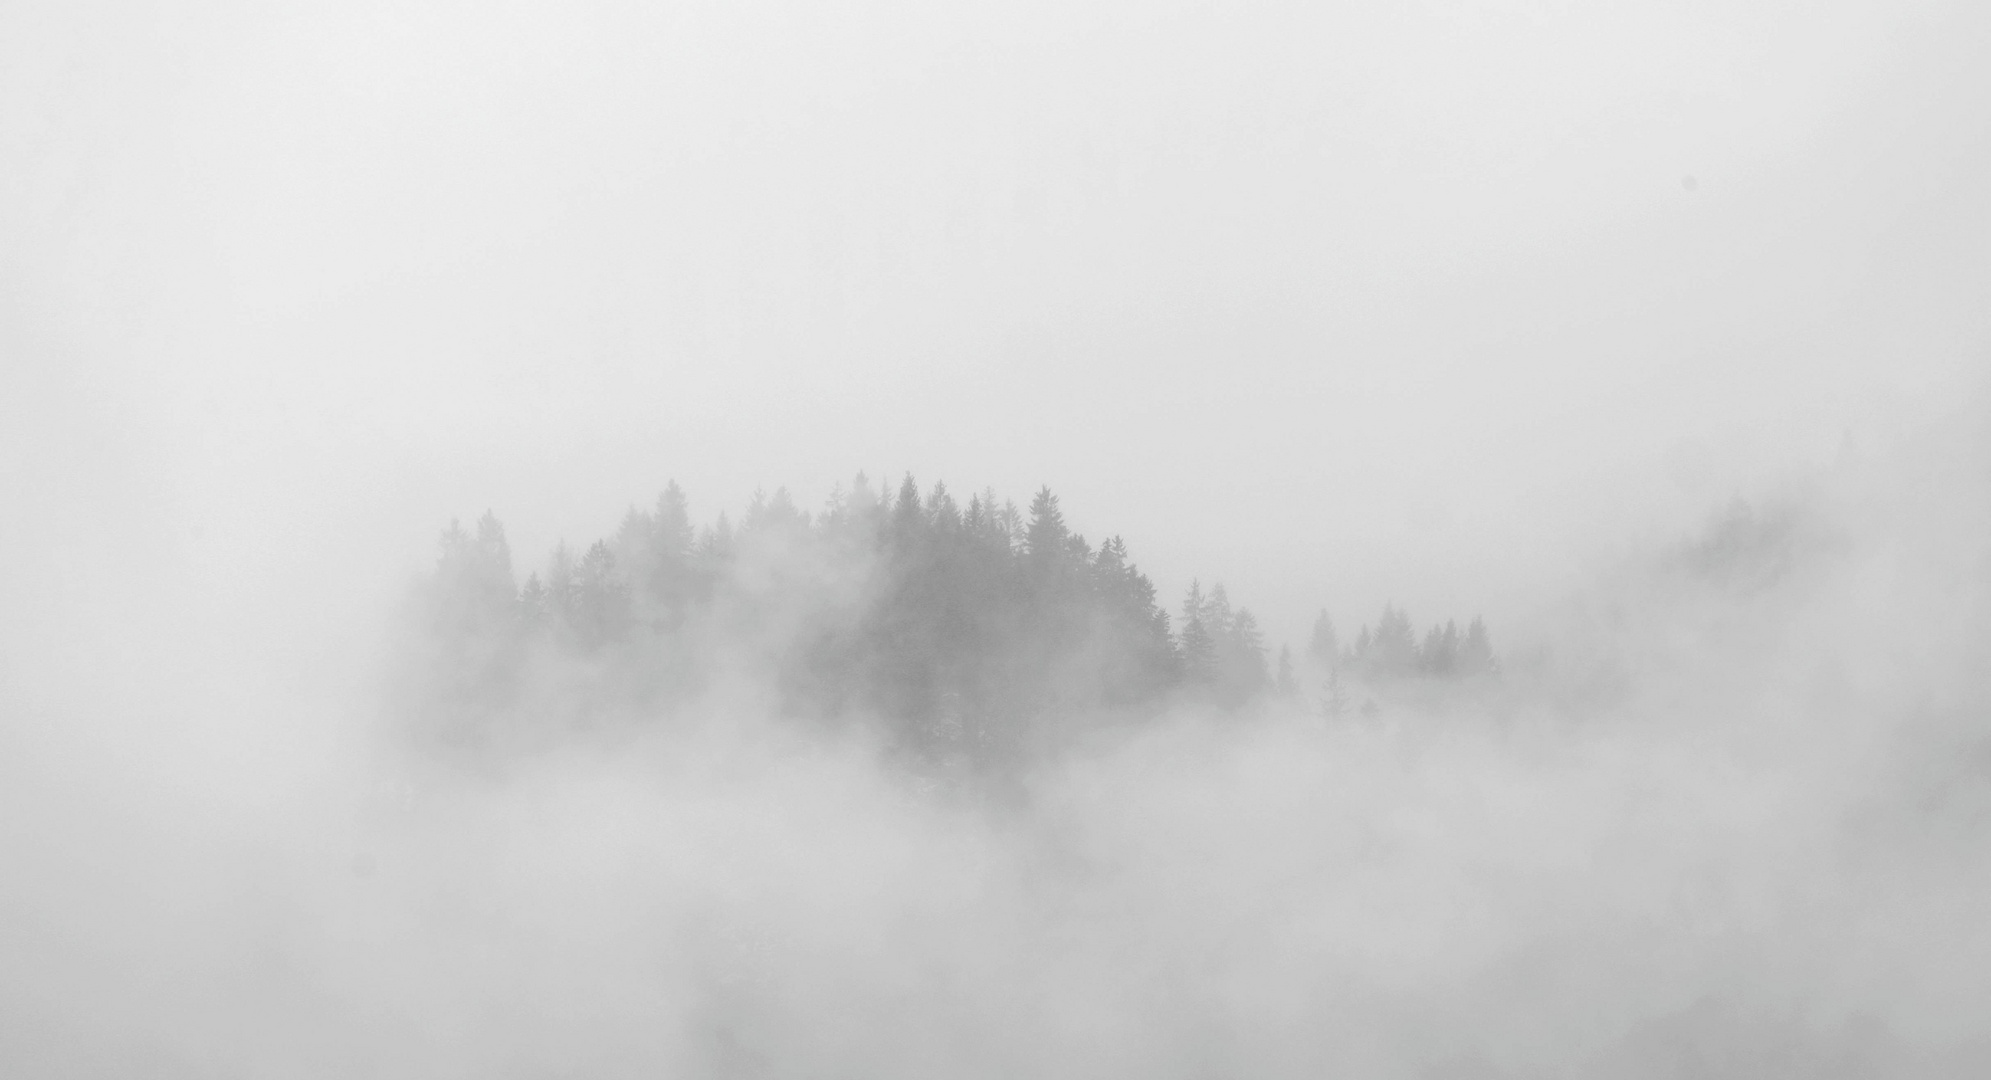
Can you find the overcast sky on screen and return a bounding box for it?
[5,0,1988,660]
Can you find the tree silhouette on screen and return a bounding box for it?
[413,477,1499,760]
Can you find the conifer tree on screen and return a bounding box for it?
[1200,582,1235,640]
[1459,615,1496,675]
[545,543,578,624]
[893,474,924,541]
[1179,614,1217,684]
[517,573,548,628]
[1179,581,1218,684]
[1225,608,1268,697]
[998,499,1024,551]
[431,512,519,636]
[1025,487,1068,564]
[1368,604,1418,676]
[1309,609,1339,669]
[1321,667,1349,721]
[654,482,693,556]
[573,540,629,648]
[847,472,878,522]
[698,513,735,563]
[928,481,961,534]
[420,474,1408,755]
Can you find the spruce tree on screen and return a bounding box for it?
[1025,487,1068,563]
[654,482,692,556]
[1226,608,1268,697]
[1460,616,1495,675]
[1179,581,1218,684]
[1309,609,1339,669]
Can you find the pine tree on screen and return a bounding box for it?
[847,472,879,525]
[645,482,697,612]
[765,487,806,532]
[1025,487,1068,563]
[998,499,1024,551]
[545,542,577,621]
[1179,612,1218,684]
[1178,581,1218,683]
[928,481,961,534]
[573,540,629,648]
[1459,615,1495,675]
[419,473,1338,752]
[473,511,514,586]
[654,482,693,556]
[1225,608,1268,697]
[741,486,807,535]
[698,513,735,563]
[1309,609,1339,669]
[1320,667,1349,721]
[517,573,548,628]
[1369,604,1418,676]
[1200,583,1235,640]
[893,474,924,542]
[429,514,518,643]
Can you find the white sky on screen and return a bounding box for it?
[4,0,1988,659]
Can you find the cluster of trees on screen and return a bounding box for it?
[1306,606,1497,680]
[1177,581,1272,705]
[412,475,1496,758]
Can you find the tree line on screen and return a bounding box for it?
[413,475,1496,758]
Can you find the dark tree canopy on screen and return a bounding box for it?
[413,476,1497,762]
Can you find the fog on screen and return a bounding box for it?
[5,0,1991,1075]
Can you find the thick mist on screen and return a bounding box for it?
[5,421,1988,1077]
[7,0,1991,1075]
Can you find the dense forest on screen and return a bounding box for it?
[411,475,1496,762]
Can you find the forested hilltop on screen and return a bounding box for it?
[411,475,1496,761]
